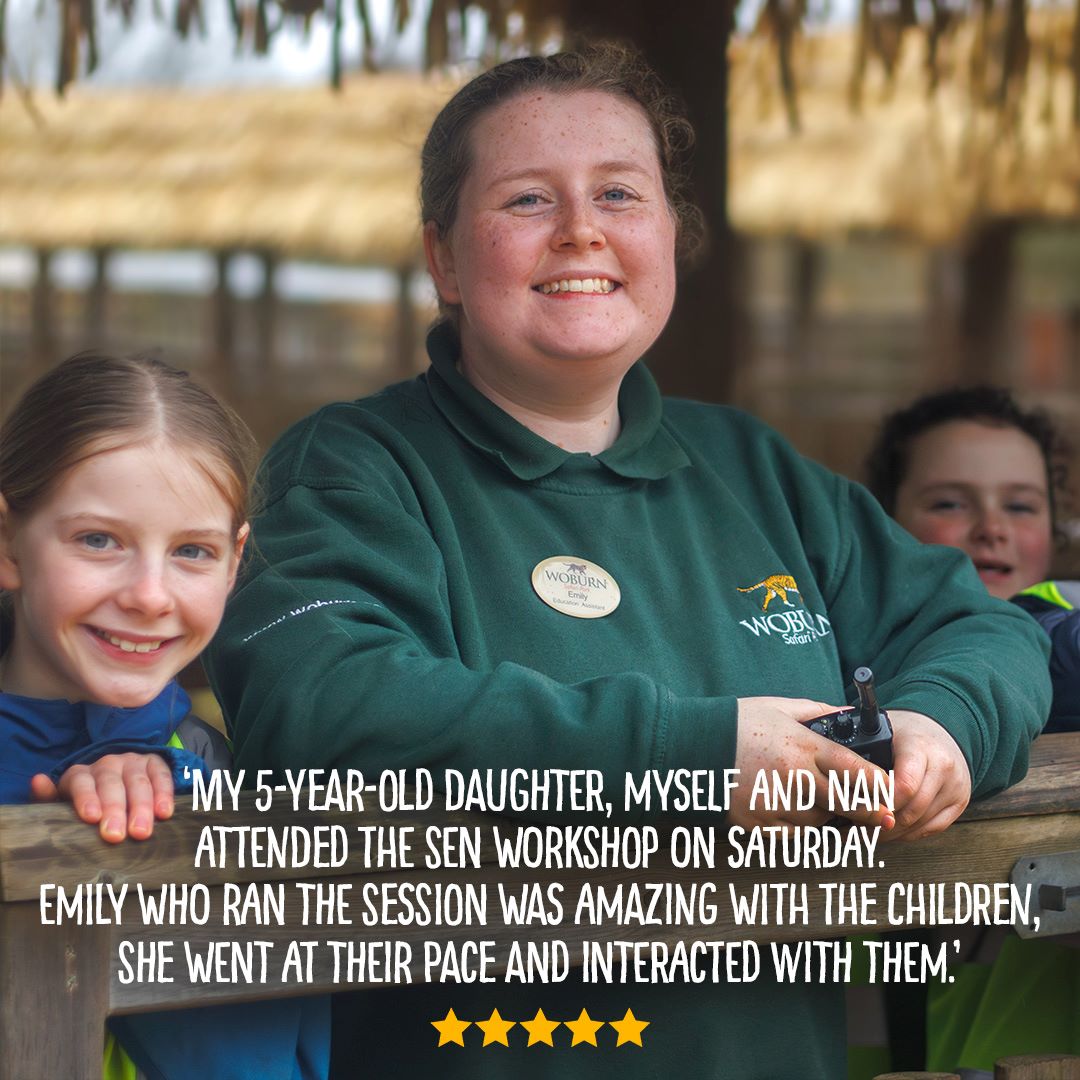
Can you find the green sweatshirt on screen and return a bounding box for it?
[208,324,1049,1079]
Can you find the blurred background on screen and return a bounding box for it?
[1,0,1078,571]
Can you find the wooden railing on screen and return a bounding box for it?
[2,734,1079,1079]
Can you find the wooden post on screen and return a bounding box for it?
[256,248,278,381]
[923,246,963,388]
[960,221,1016,384]
[1070,305,1080,392]
[562,0,744,405]
[393,265,416,379]
[0,902,110,1080]
[789,236,821,372]
[84,246,111,348]
[212,249,237,399]
[30,248,55,374]
[873,1073,960,1079]
[995,1056,1080,1080]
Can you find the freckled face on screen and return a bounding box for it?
[893,420,1053,599]
[425,90,678,397]
[0,440,246,707]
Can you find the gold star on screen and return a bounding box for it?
[520,1007,561,1047]
[431,1008,471,1047]
[610,1008,650,1047]
[565,1008,605,1047]
[475,1008,516,1047]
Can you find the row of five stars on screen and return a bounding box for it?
[432,1007,650,1048]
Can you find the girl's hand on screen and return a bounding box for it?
[30,753,176,843]
[733,696,896,830]
[884,709,971,841]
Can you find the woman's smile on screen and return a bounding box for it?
[534,276,619,295]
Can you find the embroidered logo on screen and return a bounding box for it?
[736,573,831,647]
[240,598,379,644]
[737,574,801,612]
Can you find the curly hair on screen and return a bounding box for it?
[865,385,1070,532]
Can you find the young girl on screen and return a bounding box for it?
[0,353,329,1079]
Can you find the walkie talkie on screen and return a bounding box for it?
[803,667,893,770]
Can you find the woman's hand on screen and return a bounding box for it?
[733,697,896,830]
[30,753,176,843]
[884,709,971,842]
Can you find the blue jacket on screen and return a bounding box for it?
[1014,581,1080,733]
[0,682,330,1080]
[0,681,210,803]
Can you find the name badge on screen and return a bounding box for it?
[531,556,621,619]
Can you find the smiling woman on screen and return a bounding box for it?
[208,44,1052,1080]
[422,90,677,454]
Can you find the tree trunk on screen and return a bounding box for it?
[562,1,743,404]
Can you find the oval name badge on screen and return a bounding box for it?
[531,556,621,619]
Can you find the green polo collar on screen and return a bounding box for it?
[423,322,690,483]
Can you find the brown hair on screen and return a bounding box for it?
[421,42,704,263]
[0,352,258,534]
[865,384,1070,537]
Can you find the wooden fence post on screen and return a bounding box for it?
[0,901,110,1080]
[873,1073,960,1079]
[995,1055,1080,1080]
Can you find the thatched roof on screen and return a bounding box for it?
[0,74,452,264]
[730,11,1080,241]
[1,15,1077,262]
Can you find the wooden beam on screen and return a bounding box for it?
[960,221,1016,383]
[923,246,963,388]
[393,265,417,380]
[0,801,1075,1016]
[4,735,1076,904]
[212,249,237,398]
[789,237,821,372]
[83,246,110,348]
[995,1056,1080,1080]
[1,735,1076,1034]
[256,248,277,379]
[29,248,54,374]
